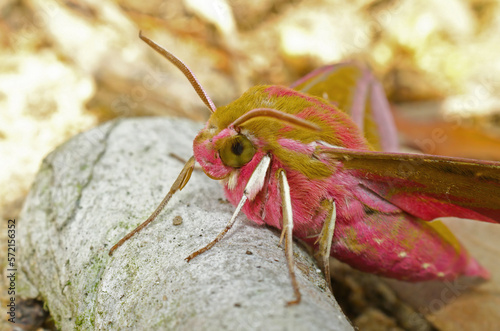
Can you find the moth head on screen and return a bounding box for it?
[192,129,254,180]
[219,108,319,169]
[193,107,321,180]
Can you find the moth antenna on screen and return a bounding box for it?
[139,31,216,113]
[231,108,322,132]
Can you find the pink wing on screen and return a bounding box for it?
[321,147,500,223]
[291,63,398,152]
[292,63,498,280]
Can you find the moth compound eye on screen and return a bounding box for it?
[219,135,256,168]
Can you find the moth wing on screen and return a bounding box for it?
[325,205,489,280]
[291,63,398,152]
[320,147,500,223]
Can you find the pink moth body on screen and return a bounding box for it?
[193,85,488,281]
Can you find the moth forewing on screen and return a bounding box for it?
[320,147,500,223]
[367,80,398,152]
[290,63,398,152]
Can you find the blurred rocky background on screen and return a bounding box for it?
[2,0,500,330]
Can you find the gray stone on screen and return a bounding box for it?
[19,117,353,330]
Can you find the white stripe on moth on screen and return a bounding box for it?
[228,155,270,227]
[316,140,342,149]
[227,171,238,190]
[244,155,271,201]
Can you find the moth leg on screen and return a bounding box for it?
[278,169,301,305]
[186,155,271,261]
[109,156,196,256]
[185,195,247,262]
[314,199,336,293]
